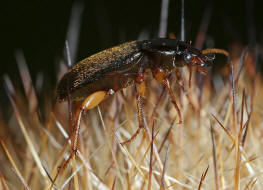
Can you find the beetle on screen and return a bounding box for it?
[56,38,225,146]
[57,39,214,102]
[52,38,229,187]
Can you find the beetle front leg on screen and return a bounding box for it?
[152,67,183,124]
[162,78,183,123]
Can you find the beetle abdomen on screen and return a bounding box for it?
[56,41,142,101]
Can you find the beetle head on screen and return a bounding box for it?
[184,51,215,66]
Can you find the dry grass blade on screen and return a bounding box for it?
[3,75,48,179]
[111,177,116,190]
[158,0,169,38]
[72,157,80,190]
[0,173,10,190]
[149,87,165,122]
[240,90,246,135]
[211,114,234,142]
[244,178,257,190]
[140,166,193,189]
[119,143,145,177]
[10,168,31,190]
[59,164,83,190]
[210,124,219,190]
[230,59,241,190]
[197,165,209,190]
[0,140,23,184]
[241,113,251,147]
[158,119,174,153]
[137,110,172,187]
[194,3,212,49]
[148,124,154,190]
[235,48,249,83]
[15,51,38,114]
[65,1,84,64]
[180,0,185,41]
[160,143,169,190]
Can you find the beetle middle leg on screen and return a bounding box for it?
[120,81,147,145]
[120,57,148,145]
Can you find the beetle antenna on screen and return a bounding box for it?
[202,48,229,57]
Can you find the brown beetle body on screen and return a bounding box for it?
[57,38,213,102]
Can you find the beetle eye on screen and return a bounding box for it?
[184,53,193,63]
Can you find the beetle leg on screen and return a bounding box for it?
[51,91,107,188]
[121,57,148,145]
[72,91,107,151]
[120,81,147,145]
[163,78,183,123]
[152,67,183,124]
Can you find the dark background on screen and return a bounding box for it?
[0,0,262,114]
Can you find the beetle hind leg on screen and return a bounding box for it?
[51,91,107,188]
[71,91,107,151]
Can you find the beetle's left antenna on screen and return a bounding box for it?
[202,48,230,58]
